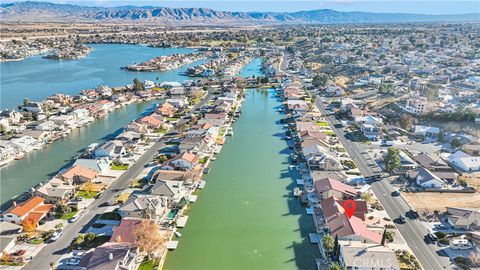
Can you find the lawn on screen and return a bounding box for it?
[138,259,159,270]
[132,178,148,188]
[167,117,179,122]
[323,131,334,135]
[76,191,98,199]
[111,164,129,170]
[57,210,78,220]
[316,121,329,127]
[99,211,121,220]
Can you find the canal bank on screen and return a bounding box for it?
[163,88,319,270]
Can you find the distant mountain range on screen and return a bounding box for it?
[1,1,479,24]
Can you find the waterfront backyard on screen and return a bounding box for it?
[164,89,319,269]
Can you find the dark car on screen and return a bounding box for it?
[395,215,407,224]
[391,190,400,196]
[406,209,419,219]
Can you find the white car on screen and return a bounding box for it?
[72,251,85,259]
[67,258,81,266]
[50,230,62,242]
[68,214,80,223]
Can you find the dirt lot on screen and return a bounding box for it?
[402,191,480,212]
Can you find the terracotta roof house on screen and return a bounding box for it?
[161,152,199,171]
[0,196,53,225]
[110,218,143,245]
[315,177,358,200]
[156,102,177,117]
[321,196,368,221]
[138,114,163,130]
[321,197,382,244]
[61,165,98,184]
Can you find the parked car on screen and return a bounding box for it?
[68,214,80,223]
[72,251,85,259]
[67,258,81,266]
[427,232,438,243]
[391,190,400,196]
[406,209,419,219]
[11,250,26,257]
[396,215,407,224]
[49,230,62,242]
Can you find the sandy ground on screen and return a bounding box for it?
[403,191,480,212]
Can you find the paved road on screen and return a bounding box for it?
[312,97,456,270]
[24,91,214,270]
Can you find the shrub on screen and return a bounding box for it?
[434,231,447,239]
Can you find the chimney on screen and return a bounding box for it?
[109,252,113,260]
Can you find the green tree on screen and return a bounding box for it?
[333,234,340,259]
[85,232,96,243]
[451,137,462,148]
[383,147,401,173]
[438,131,445,142]
[381,228,387,246]
[330,262,342,270]
[55,203,71,214]
[312,74,328,87]
[133,78,144,91]
[322,234,335,254]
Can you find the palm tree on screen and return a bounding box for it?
[330,262,342,270]
[322,234,335,254]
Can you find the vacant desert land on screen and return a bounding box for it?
[403,191,480,212]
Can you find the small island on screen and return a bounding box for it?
[43,44,92,60]
[122,52,205,72]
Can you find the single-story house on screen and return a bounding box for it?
[0,196,53,225]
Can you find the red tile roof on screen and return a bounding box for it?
[7,196,44,217]
[321,196,381,244]
[110,218,143,244]
[62,165,98,180]
[315,177,357,197]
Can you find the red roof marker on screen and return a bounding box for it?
[343,199,357,219]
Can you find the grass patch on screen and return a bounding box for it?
[323,131,334,135]
[139,259,159,270]
[27,238,43,245]
[99,211,121,221]
[132,178,148,188]
[76,191,98,199]
[111,164,129,170]
[199,157,209,164]
[79,235,110,249]
[316,121,329,127]
[57,210,78,220]
[0,262,24,266]
[167,117,179,122]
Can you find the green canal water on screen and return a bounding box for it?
[164,89,319,270]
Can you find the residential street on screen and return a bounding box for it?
[23,91,214,270]
[313,97,456,270]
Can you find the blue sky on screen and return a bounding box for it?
[5,1,480,14]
